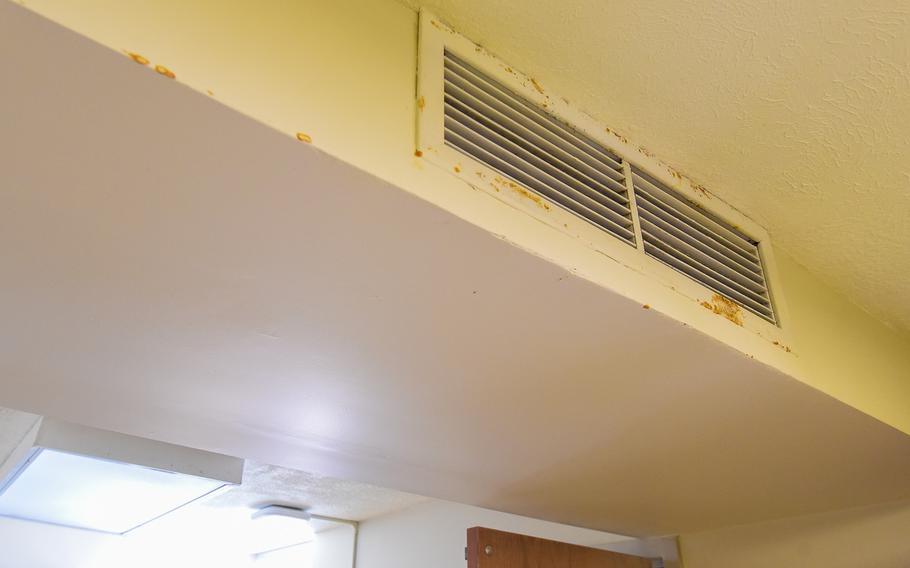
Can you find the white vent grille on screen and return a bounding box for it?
[632,166,776,323]
[442,50,636,245]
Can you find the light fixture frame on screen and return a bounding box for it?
[0,417,244,535]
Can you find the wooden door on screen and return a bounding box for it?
[467,527,653,568]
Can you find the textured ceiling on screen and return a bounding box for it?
[207,461,428,521]
[400,0,910,330]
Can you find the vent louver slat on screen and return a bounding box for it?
[632,166,776,323]
[443,50,635,245]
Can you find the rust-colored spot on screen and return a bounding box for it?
[493,176,549,210]
[454,165,461,173]
[296,132,312,143]
[772,340,792,353]
[693,184,711,199]
[605,126,629,144]
[125,51,149,66]
[414,149,423,158]
[530,77,545,95]
[642,304,651,310]
[154,64,175,79]
[505,67,513,73]
[700,294,743,326]
[417,96,425,111]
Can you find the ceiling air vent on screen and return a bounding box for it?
[631,166,776,323]
[442,50,636,245]
[419,12,787,334]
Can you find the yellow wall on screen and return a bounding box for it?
[679,498,910,568]
[779,251,910,434]
[18,0,910,436]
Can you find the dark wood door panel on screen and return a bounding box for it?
[467,527,653,568]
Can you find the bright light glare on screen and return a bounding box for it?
[0,449,226,534]
[249,508,315,555]
[255,541,314,568]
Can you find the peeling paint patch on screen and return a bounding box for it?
[492,176,550,210]
[693,184,712,199]
[296,132,312,143]
[124,51,149,66]
[154,64,176,79]
[700,293,743,326]
[604,126,628,144]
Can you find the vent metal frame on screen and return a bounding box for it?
[417,10,790,340]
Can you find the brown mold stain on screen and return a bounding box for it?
[453,165,461,173]
[772,340,792,353]
[417,96,425,111]
[125,51,149,66]
[693,184,712,199]
[642,304,651,310]
[700,293,743,326]
[296,132,312,143]
[154,64,176,79]
[530,77,545,95]
[492,176,549,210]
[414,149,423,158]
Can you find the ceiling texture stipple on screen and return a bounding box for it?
[402,0,910,331]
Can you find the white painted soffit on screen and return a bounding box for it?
[1,3,909,537]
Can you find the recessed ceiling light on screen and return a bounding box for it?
[250,505,315,556]
[0,418,243,534]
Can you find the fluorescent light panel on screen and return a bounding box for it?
[0,418,243,535]
[0,448,228,534]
